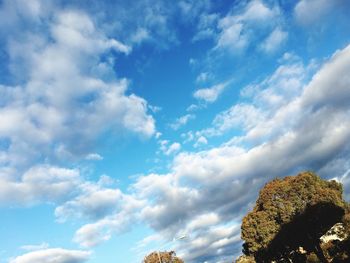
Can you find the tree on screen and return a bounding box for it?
[143,251,184,263]
[320,204,350,262]
[240,171,348,262]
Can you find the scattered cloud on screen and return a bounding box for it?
[130,27,151,44]
[159,140,182,156]
[200,57,314,139]
[178,0,211,21]
[170,114,195,130]
[148,105,162,113]
[193,82,228,103]
[85,153,103,161]
[129,44,350,262]
[165,143,182,156]
[192,13,218,42]
[73,194,144,247]
[186,104,201,112]
[195,72,212,83]
[55,183,123,222]
[194,136,208,148]
[206,104,264,138]
[155,132,162,139]
[2,1,350,263]
[215,0,281,53]
[0,165,81,206]
[23,36,349,263]
[260,27,288,53]
[9,248,91,263]
[180,222,241,262]
[0,7,156,206]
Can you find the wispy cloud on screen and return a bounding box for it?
[170,114,195,130]
[199,57,314,139]
[20,243,49,252]
[159,140,182,156]
[259,27,288,53]
[85,153,103,161]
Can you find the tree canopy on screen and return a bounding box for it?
[240,171,349,262]
[143,251,184,263]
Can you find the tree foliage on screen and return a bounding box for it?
[143,251,184,263]
[320,204,350,262]
[240,171,348,262]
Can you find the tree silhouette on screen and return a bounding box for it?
[240,171,348,262]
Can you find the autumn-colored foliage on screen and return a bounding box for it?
[143,251,184,263]
[240,171,348,262]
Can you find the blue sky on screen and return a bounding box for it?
[1,0,350,262]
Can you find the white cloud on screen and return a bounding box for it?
[260,27,288,53]
[200,58,314,140]
[73,194,144,247]
[0,0,48,30]
[66,41,350,260]
[0,165,81,205]
[205,104,265,137]
[159,140,182,156]
[187,213,220,230]
[155,132,162,139]
[192,13,218,42]
[51,10,130,54]
[170,114,195,130]
[149,105,162,113]
[130,27,150,44]
[215,0,281,53]
[178,0,211,21]
[55,183,123,222]
[85,153,103,161]
[21,243,49,252]
[0,8,156,206]
[9,248,90,263]
[180,223,241,262]
[165,143,181,156]
[186,104,200,112]
[238,0,276,22]
[193,83,227,103]
[3,2,350,263]
[301,45,350,109]
[196,72,212,83]
[127,44,350,262]
[3,9,154,151]
[294,0,348,25]
[215,22,247,52]
[194,136,208,148]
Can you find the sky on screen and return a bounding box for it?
[1,0,350,262]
